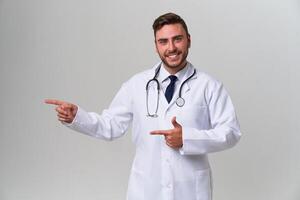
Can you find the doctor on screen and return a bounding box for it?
[45,13,241,200]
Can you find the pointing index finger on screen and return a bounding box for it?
[44,99,64,106]
[150,130,171,136]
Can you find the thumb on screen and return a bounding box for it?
[171,116,181,128]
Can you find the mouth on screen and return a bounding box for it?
[166,52,181,60]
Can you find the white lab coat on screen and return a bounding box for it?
[66,62,241,200]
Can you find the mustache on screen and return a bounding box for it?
[165,50,181,56]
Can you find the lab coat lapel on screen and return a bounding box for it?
[159,87,169,115]
[181,65,197,96]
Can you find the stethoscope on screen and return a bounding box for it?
[146,64,196,117]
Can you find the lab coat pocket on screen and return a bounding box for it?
[127,168,145,200]
[180,105,210,129]
[195,169,212,200]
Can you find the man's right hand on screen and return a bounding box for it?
[45,99,78,124]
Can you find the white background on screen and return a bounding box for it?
[0,0,299,199]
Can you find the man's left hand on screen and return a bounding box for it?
[150,117,183,149]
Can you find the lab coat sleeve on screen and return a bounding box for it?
[64,81,133,141]
[180,81,241,155]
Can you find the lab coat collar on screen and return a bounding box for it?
[183,62,198,94]
[145,62,161,81]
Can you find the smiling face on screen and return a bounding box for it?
[155,23,191,74]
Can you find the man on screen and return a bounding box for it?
[45,13,241,200]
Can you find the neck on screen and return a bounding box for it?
[163,61,187,75]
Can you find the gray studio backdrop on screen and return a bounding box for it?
[0,0,299,199]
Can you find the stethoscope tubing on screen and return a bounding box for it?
[145,63,196,117]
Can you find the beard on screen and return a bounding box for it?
[159,49,189,71]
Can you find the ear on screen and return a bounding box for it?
[154,39,159,53]
[187,34,191,48]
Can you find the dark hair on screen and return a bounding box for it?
[152,13,189,36]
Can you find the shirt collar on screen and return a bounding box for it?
[158,62,190,84]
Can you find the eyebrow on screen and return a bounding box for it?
[157,38,168,43]
[156,34,184,42]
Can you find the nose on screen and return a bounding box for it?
[168,41,176,52]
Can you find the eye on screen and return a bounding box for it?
[157,39,168,45]
[174,36,183,42]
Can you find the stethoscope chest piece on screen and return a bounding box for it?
[176,97,185,107]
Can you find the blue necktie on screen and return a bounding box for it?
[165,75,177,103]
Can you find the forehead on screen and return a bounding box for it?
[155,23,187,39]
